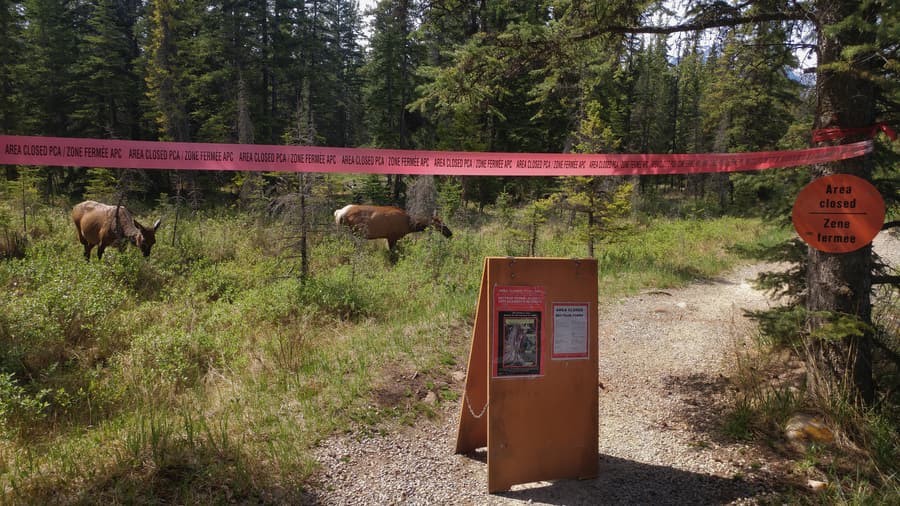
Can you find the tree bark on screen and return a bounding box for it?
[805,247,875,403]
[805,0,878,404]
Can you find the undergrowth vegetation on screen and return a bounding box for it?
[727,230,900,504]
[0,199,804,503]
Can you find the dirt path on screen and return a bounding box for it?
[307,231,898,505]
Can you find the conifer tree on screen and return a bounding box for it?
[72,0,145,139]
[0,0,24,134]
[364,0,423,150]
[627,35,676,154]
[144,0,200,141]
[333,0,366,146]
[363,0,427,202]
[19,0,86,135]
[802,0,894,404]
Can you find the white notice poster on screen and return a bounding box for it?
[552,303,589,359]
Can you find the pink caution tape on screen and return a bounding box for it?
[812,123,896,143]
[0,134,874,176]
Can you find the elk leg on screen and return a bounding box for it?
[388,239,399,264]
[76,228,91,260]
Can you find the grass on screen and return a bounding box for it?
[0,201,788,503]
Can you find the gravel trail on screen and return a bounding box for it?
[307,231,899,505]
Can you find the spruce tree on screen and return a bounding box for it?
[72,0,145,139]
[19,0,86,135]
[0,0,24,133]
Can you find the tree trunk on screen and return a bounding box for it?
[299,173,309,281]
[587,210,595,258]
[805,248,875,403]
[805,0,878,404]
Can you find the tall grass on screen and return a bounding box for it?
[0,203,785,503]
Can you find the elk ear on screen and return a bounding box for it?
[153,219,161,231]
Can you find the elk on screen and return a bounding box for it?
[72,200,161,260]
[334,204,452,257]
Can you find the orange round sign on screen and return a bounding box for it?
[792,174,885,253]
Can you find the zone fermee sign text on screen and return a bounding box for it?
[792,174,886,254]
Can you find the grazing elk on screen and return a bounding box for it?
[72,200,161,260]
[334,204,452,259]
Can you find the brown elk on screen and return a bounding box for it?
[72,200,161,260]
[334,204,452,256]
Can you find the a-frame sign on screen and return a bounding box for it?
[456,257,599,492]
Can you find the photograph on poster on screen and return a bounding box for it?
[496,311,542,376]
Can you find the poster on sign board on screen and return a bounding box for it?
[552,303,590,359]
[493,285,545,378]
[496,311,542,376]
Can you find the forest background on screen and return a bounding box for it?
[1,0,899,503]
[0,0,836,209]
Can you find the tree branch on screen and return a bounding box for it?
[872,276,900,285]
[573,9,811,39]
[873,337,900,371]
[882,220,900,231]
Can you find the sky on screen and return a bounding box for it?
[356,0,377,41]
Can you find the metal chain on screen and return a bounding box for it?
[465,393,488,419]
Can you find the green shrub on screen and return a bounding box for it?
[722,398,755,441]
[125,328,221,390]
[156,215,250,265]
[234,278,307,326]
[0,372,52,437]
[186,259,245,303]
[109,250,168,300]
[297,267,381,320]
[0,251,128,376]
[0,205,27,259]
[865,410,900,470]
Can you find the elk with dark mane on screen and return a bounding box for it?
[72,200,161,260]
[334,204,452,258]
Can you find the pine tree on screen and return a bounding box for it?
[333,0,366,146]
[362,0,426,203]
[802,0,892,404]
[627,35,676,154]
[0,0,25,133]
[413,1,561,206]
[363,0,424,150]
[19,0,87,135]
[144,0,199,141]
[71,0,145,139]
